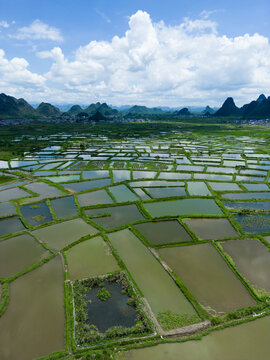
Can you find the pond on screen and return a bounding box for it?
[51,196,78,219]
[0,187,32,202]
[176,165,204,172]
[0,256,65,360]
[206,166,236,174]
[77,189,113,207]
[183,218,238,240]
[0,233,50,278]
[0,217,25,237]
[222,192,270,200]
[24,182,63,202]
[33,218,98,250]
[132,171,156,180]
[224,201,270,211]
[194,174,233,181]
[187,182,211,196]
[62,178,111,192]
[66,236,119,280]
[143,199,223,218]
[85,281,137,333]
[109,185,139,203]
[145,187,186,199]
[208,182,241,192]
[112,170,131,182]
[158,243,256,314]
[108,229,196,318]
[44,175,81,183]
[116,316,270,360]
[85,204,145,229]
[83,170,110,179]
[158,172,191,180]
[233,214,270,233]
[130,180,185,187]
[221,239,270,293]
[134,220,193,245]
[242,183,269,191]
[0,202,17,218]
[20,202,53,226]
[133,188,151,200]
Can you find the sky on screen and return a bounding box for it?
[0,0,270,107]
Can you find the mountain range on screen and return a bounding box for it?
[0,92,269,120]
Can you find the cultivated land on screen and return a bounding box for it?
[0,120,270,360]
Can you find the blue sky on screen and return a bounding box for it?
[0,0,269,106]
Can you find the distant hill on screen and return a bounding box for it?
[0,93,37,119]
[214,94,270,119]
[214,97,242,117]
[241,94,270,119]
[89,110,107,121]
[202,105,215,115]
[85,102,118,116]
[126,105,166,115]
[67,105,84,115]
[36,102,61,117]
[175,107,191,116]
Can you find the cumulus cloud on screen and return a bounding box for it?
[11,19,63,42]
[0,49,45,97]
[3,10,270,105]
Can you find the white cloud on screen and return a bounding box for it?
[3,10,270,106]
[0,49,45,98]
[200,9,224,19]
[12,19,63,42]
[0,20,15,32]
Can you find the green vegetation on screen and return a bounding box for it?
[96,287,111,301]
[157,311,201,330]
[0,120,269,359]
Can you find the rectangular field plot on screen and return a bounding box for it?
[183,218,238,240]
[109,185,139,203]
[116,316,270,360]
[108,229,197,318]
[145,187,186,199]
[224,201,270,211]
[143,199,223,218]
[234,214,270,233]
[0,256,65,360]
[0,202,17,218]
[208,182,241,192]
[158,243,256,314]
[0,216,25,237]
[61,179,111,192]
[77,189,113,207]
[50,196,78,219]
[66,236,119,280]
[222,192,270,200]
[33,218,98,250]
[221,239,270,294]
[187,182,211,196]
[85,204,145,229]
[0,233,50,278]
[0,187,32,202]
[134,220,193,245]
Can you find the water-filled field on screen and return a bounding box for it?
[0,128,269,359]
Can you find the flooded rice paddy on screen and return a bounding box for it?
[0,130,269,358]
[158,243,256,313]
[109,229,196,317]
